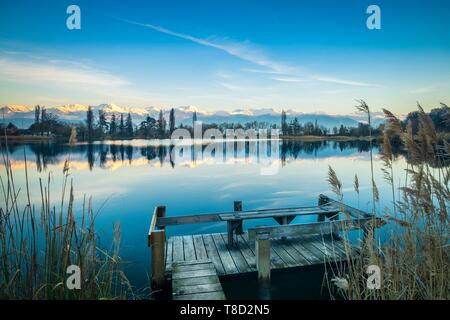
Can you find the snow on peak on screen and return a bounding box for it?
[56,104,89,113]
[1,105,33,113]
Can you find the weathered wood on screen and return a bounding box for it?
[248,217,375,241]
[234,201,243,234]
[212,233,239,274]
[321,194,373,218]
[255,232,271,300]
[175,291,226,300]
[157,213,222,227]
[165,237,173,273]
[271,239,297,267]
[192,234,208,260]
[183,235,196,261]
[236,234,256,268]
[173,275,219,287]
[202,235,226,275]
[220,206,339,222]
[173,261,214,272]
[172,268,217,280]
[172,260,226,300]
[150,229,166,290]
[287,238,321,264]
[172,236,184,262]
[149,206,166,291]
[174,283,224,296]
[220,233,251,273]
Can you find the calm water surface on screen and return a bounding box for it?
[2,139,409,291]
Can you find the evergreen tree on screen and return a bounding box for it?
[119,113,125,135]
[86,106,94,140]
[169,108,175,133]
[126,112,133,136]
[110,113,117,135]
[281,110,288,136]
[34,105,40,124]
[158,110,166,137]
[98,109,108,135]
[192,111,197,126]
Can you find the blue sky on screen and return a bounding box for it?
[0,0,449,114]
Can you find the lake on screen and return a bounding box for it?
[1,139,410,293]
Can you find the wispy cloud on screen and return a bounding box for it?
[0,57,127,87]
[119,19,293,74]
[272,77,307,83]
[118,19,382,89]
[312,75,375,87]
[409,86,436,94]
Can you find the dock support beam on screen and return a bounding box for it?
[255,232,271,300]
[234,201,243,234]
[150,206,166,292]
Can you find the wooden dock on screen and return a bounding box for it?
[172,260,225,300]
[165,232,351,277]
[148,195,385,299]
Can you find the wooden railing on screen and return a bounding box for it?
[148,194,382,291]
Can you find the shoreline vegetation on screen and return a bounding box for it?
[2,103,449,146]
[1,100,449,300]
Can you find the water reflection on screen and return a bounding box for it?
[4,139,385,172]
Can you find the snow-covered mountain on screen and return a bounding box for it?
[0,103,387,129]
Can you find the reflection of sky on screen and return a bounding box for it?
[3,140,409,288]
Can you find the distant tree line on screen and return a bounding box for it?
[5,103,449,142]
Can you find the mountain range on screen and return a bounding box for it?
[0,103,388,129]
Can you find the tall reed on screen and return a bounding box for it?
[0,134,133,299]
[326,105,449,300]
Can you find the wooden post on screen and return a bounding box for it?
[150,230,166,291]
[234,201,243,234]
[317,194,329,222]
[255,232,271,300]
[150,206,166,291]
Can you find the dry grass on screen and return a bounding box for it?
[325,103,449,300]
[0,133,134,299]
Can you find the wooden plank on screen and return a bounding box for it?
[236,234,256,269]
[271,239,297,267]
[322,195,372,218]
[312,235,348,258]
[255,233,271,289]
[173,262,215,272]
[172,268,217,280]
[287,238,320,264]
[220,206,339,221]
[174,291,225,300]
[293,237,327,264]
[211,233,239,274]
[300,236,334,261]
[157,213,222,227]
[308,236,339,260]
[174,283,223,296]
[183,236,196,261]
[173,275,219,287]
[279,239,311,266]
[220,233,251,273]
[172,236,184,262]
[158,204,341,227]
[193,235,208,260]
[241,233,285,269]
[202,235,225,275]
[150,229,165,290]
[248,217,373,241]
[165,237,173,273]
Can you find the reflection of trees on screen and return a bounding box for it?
[18,139,447,173]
